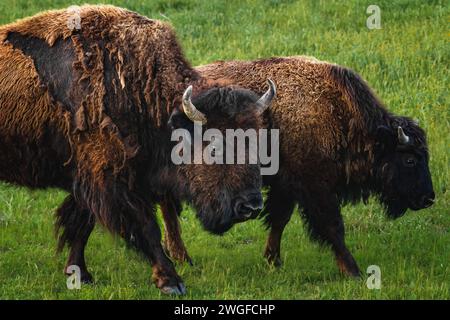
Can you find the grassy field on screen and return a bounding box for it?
[0,0,448,299]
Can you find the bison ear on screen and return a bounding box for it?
[375,125,396,149]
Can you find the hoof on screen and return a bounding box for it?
[80,272,94,284]
[65,266,94,284]
[337,257,361,278]
[268,257,282,268]
[160,283,186,295]
[264,251,282,268]
[65,272,94,284]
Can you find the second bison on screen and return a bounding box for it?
[162,56,435,277]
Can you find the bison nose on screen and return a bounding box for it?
[421,192,435,208]
[234,193,263,220]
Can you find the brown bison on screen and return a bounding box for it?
[0,5,275,294]
[161,56,435,276]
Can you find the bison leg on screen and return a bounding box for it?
[118,203,186,295]
[262,186,296,267]
[55,195,95,283]
[146,224,187,295]
[301,189,361,277]
[160,194,192,265]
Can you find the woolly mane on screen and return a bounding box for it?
[2,5,200,126]
[329,64,427,151]
[0,5,205,185]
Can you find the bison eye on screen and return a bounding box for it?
[404,157,416,167]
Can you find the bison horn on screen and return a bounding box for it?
[182,85,207,124]
[397,126,410,145]
[256,79,277,114]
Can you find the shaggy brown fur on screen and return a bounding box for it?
[0,5,268,294]
[161,56,434,275]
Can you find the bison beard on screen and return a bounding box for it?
[0,5,269,294]
[160,56,433,277]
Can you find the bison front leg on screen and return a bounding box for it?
[121,203,186,295]
[160,194,192,265]
[147,223,187,295]
[301,188,361,277]
[262,186,296,267]
[55,195,95,283]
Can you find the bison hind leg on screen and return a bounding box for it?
[55,194,95,283]
[75,177,186,294]
[299,192,361,278]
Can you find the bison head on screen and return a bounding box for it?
[374,119,435,218]
[168,81,276,234]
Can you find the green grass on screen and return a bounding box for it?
[0,0,448,299]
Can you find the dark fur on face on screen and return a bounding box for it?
[374,117,434,218]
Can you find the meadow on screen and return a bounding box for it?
[0,0,448,299]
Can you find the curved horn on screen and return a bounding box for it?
[182,85,207,124]
[397,126,410,145]
[256,79,277,114]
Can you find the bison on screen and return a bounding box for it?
[161,56,435,277]
[0,5,275,294]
